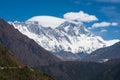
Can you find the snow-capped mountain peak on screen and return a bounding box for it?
[57,21,92,36]
[26,16,65,28]
[11,16,119,56]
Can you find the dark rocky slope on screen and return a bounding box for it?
[85,41,120,62]
[0,19,61,67]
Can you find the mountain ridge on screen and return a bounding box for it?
[84,41,120,62]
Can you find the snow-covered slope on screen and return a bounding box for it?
[105,39,120,46]
[11,16,119,55]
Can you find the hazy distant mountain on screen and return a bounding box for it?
[11,16,119,60]
[0,19,61,67]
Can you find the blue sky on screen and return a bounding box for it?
[0,0,120,40]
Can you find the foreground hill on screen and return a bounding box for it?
[0,44,54,80]
[38,59,120,80]
[0,67,54,80]
[0,19,61,67]
[39,61,109,80]
[92,62,120,80]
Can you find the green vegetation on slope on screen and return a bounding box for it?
[0,66,54,80]
[0,44,23,67]
[0,44,54,80]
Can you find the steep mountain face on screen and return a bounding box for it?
[11,16,119,60]
[0,44,54,80]
[0,19,61,67]
[84,41,120,62]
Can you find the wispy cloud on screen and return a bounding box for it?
[100,6,120,23]
[112,22,118,26]
[100,6,119,17]
[100,29,107,33]
[92,22,110,28]
[64,11,98,22]
[92,22,118,28]
[70,0,92,5]
[114,30,120,33]
[94,0,120,3]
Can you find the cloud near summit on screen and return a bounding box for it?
[92,22,118,28]
[63,11,98,22]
